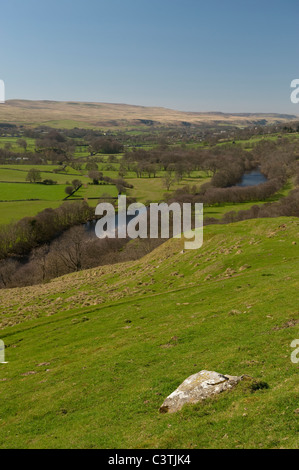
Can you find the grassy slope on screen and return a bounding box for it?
[0,217,298,449]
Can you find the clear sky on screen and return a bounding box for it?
[1,0,299,113]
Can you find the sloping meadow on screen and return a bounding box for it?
[0,217,298,448]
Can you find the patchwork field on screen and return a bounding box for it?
[0,161,212,224]
[0,165,84,184]
[0,164,120,224]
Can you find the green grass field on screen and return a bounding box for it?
[0,200,70,225]
[0,162,210,223]
[0,137,36,153]
[0,183,119,224]
[0,217,298,448]
[0,182,67,201]
[0,181,68,225]
[126,174,209,203]
[69,183,118,202]
[0,165,86,183]
[0,168,293,225]
[0,165,120,223]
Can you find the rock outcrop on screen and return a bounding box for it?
[159,370,243,413]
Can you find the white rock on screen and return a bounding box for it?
[159,370,242,413]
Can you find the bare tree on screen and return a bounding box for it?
[162,173,175,191]
[88,170,102,184]
[0,259,19,288]
[17,138,27,151]
[30,245,50,282]
[51,226,86,272]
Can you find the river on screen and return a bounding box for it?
[237,168,268,187]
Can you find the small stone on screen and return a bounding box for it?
[229,309,242,315]
[239,265,251,271]
[21,371,37,377]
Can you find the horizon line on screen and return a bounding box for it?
[3,98,299,118]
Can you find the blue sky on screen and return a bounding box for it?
[1,0,299,113]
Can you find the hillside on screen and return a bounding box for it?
[0,100,297,128]
[0,217,298,449]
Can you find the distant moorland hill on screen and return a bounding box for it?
[0,99,297,129]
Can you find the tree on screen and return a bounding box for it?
[88,170,102,184]
[202,157,218,177]
[51,226,86,272]
[163,173,175,191]
[26,168,42,183]
[86,161,98,171]
[72,179,82,190]
[144,163,157,178]
[65,186,74,196]
[70,160,82,171]
[17,138,27,151]
[30,245,50,282]
[118,162,127,178]
[0,259,20,288]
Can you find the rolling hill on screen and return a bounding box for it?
[0,99,297,128]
